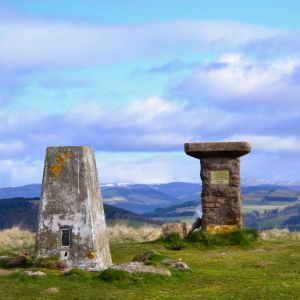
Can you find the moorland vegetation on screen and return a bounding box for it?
[1,224,300,299]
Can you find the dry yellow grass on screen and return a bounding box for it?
[0,227,35,253]
[0,223,162,253]
[260,228,300,241]
[2,225,300,253]
[107,221,161,243]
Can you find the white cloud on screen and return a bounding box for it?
[97,154,198,184]
[0,140,25,157]
[0,159,42,187]
[1,100,300,186]
[172,53,300,108]
[0,19,278,71]
[227,135,300,153]
[1,93,300,161]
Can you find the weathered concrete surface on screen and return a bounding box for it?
[185,142,251,232]
[35,146,112,271]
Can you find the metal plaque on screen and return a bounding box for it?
[211,170,229,185]
[61,229,70,247]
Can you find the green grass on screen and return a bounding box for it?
[159,229,258,250]
[160,233,187,250]
[1,238,300,299]
[186,229,259,247]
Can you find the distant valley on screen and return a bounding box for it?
[0,197,161,231]
[1,182,300,230]
[0,182,200,214]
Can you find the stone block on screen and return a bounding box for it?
[162,223,187,239]
[184,142,251,158]
[35,146,112,271]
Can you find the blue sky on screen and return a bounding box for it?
[1,1,300,186]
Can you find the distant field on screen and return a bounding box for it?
[243,204,288,213]
[155,204,290,224]
[255,215,294,229]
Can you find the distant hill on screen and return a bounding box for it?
[0,197,160,231]
[0,184,41,199]
[144,200,198,218]
[2,182,300,216]
[144,184,300,231]
[245,204,300,230]
[151,182,200,199]
[0,182,200,214]
[262,196,298,202]
[101,184,182,214]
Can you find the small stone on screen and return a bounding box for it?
[5,256,27,268]
[111,262,171,276]
[256,261,268,268]
[162,223,187,239]
[24,271,46,276]
[132,251,156,263]
[161,259,189,270]
[45,287,59,293]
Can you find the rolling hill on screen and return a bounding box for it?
[0,182,200,214]
[0,197,160,231]
[2,182,300,229]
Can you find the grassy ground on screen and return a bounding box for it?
[1,227,300,299]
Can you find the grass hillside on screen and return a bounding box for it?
[1,226,300,299]
[0,197,160,230]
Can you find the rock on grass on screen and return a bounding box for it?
[161,260,189,270]
[110,262,171,276]
[45,287,59,293]
[0,256,27,268]
[24,271,46,277]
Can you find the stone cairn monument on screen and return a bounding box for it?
[185,142,251,233]
[35,146,112,271]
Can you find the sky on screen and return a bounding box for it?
[1,0,300,186]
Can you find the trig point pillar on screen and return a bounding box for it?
[184,142,251,233]
[35,146,112,271]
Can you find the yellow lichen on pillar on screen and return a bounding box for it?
[206,225,238,234]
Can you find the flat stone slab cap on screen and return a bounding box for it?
[184,142,251,158]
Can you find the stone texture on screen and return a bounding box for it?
[162,223,187,239]
[5,256,27,268]
[111,262,171,276]
[45,287,59,294]
[132,251,157,263]
[161,260,189,270]
[24,271,46,276]
[35,146,112,271]
[185,141,251,232]
[184,142,251,158]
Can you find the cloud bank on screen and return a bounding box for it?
[1,16,300,186]
[0,19,278,71]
